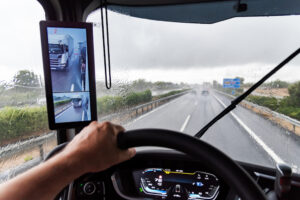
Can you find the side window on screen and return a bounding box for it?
[0,1,57,182]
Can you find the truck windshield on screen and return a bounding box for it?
[87,9,300,173]
[72,98,82,103]
[49,44,63,54]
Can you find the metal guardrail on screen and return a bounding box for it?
[0,158,41,183]
[0,91,189,181]
[214,89,300,133]
[0,132,56,183]
[0,132,56,161]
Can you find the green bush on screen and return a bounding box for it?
[287,81,300,107]
[277,106,300,120]
[155,89,188,99]
[245,95,300,121]
[0,89,186,143]
[124,90,152,106]
[97,96,124,115]
[54,99,71,106]
[0,106,48,141]
[247,96,279,110]
[97,89,152,115]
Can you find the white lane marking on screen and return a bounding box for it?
[124,95,187,127]
[55,105,72,119]
[75,78,82,91]
[213,94,284,164]
[81,110,84,121]
[180,115,191,132]
[70,84,74,92]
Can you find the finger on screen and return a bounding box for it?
[112,124,125,135]
[117,148,136,163]
[109,122,124,131]
[89,121,99,128]
[128,148,136,158]
[96,121,112,133]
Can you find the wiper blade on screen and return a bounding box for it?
[194,48,300,138]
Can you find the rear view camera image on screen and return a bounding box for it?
[53,92,91,123]
[47,27,89,92]
[47,27,92,123]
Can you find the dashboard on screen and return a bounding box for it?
[134,168,219,199]
[72,150,300,200]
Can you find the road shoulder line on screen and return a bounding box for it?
[81,110,85,121]
[213,94,284,164]
[55,104,72,119]
[70,84,74,92]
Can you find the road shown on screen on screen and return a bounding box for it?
[55,102,89,123]
[51,49,84,93]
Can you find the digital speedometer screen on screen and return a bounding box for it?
[133,168,220,200]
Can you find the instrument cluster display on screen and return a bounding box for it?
[133,168,220,200]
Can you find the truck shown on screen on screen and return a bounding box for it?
[48,34,74,70]
[71,94,89,109]
[71,95,83,108]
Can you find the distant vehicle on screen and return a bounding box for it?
[201,90,209,95]
[48,34,74,70]
[71,95,83,108]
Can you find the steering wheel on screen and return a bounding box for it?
[117,129,267,200]
[47,129,267,200]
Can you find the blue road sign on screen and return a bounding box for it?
[223,78,240,88]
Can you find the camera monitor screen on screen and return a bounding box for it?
[40,21,97,130]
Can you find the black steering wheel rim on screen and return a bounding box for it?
[118,129,267,200]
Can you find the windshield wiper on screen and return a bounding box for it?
[194,48,300,138]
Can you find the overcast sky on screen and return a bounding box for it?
[0,0,300,84]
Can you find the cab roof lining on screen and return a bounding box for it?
[107,0,223,6]
[38,0,300,23]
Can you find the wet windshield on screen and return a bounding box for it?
[87,9,300,172]
[1,0,300,184]
[49,44,63,54]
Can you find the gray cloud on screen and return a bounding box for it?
[88,10,300,70]
[0,2,299,83]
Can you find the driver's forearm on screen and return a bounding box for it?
[0,152,83,200]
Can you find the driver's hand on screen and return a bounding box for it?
[60,121,136,173]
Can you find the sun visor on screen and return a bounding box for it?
[107,0,300,24]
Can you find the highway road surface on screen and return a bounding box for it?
[125,90,300,172]
[2,89,300,182]
[51,49,87,93]
[55,103,89,123]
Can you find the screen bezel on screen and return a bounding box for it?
[40,20,97,130]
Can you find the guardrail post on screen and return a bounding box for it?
[293,124,296,133]
[39,144,44,161]
[142,107,144,114]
